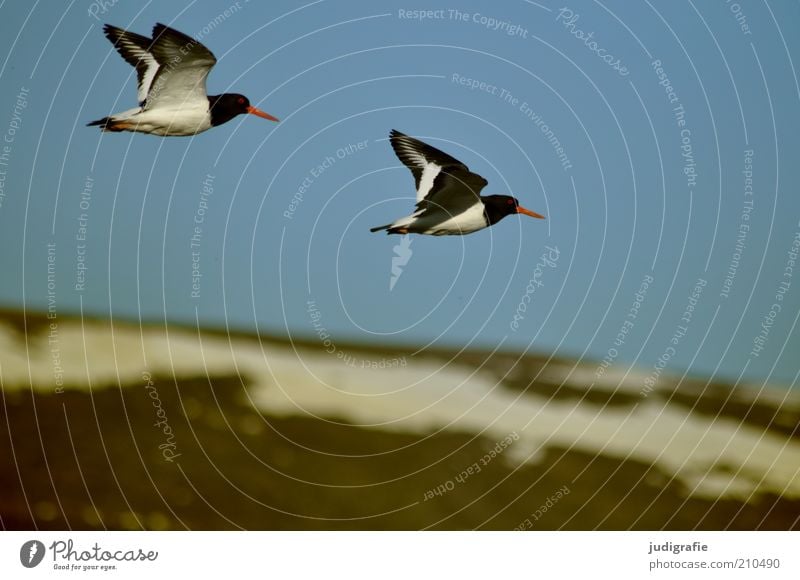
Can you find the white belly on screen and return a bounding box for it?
[114,105,212,136]
[423,202,488,235]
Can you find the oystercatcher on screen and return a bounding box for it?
[370,130,545,235]
[88,23,278,136]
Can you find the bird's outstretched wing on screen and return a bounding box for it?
[103,24,160,106]
[103,23,217,110]
[389,130,485,202]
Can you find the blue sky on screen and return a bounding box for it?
[0,0,798,387]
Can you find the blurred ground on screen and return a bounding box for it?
[1,309,798,530]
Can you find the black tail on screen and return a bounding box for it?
[87,116,111,128]
[86,117,132,132]
[370,223,409,235]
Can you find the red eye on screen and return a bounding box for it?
[507,199,514,205]
[238,97,245,104]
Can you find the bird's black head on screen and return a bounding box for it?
[208,93,279,126]
[482,195,545,225]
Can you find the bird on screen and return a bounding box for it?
[87,23,278,136]
[370,130,545,235]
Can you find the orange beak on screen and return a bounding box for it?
[246,105,279,122]
[516,205,545,219]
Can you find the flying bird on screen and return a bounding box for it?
[88,23,278,136]
[371,130,545,235]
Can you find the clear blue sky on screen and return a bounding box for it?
[1,0,799,387]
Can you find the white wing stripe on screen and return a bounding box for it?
[114,37,160,104]
[417,162,441,202]
[139,60,160,103]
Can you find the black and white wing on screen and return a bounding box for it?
[389,130,485,202]
[143,23,217,110]
[142,23,217,110]
[103,24,160,106]
[104,23,217,110]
